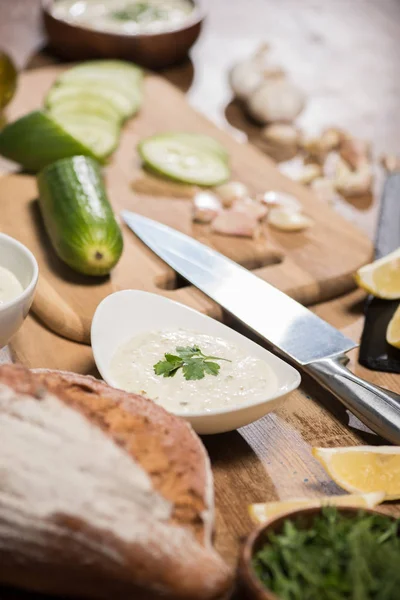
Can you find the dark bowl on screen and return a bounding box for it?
[42,0,204,69]
[239,506,396,600]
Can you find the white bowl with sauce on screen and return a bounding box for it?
[91,290,301,434]
[0,234,39,348]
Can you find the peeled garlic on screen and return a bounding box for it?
[214,181,249,207]
[232,198,268,221]
[258,190,302,211]
[267,207,313,231]
[229,44,285,101]
[259,123,300,161]
[335,159,373,197]
[247,79,305,124]
[192,191,222,223]
[211,210,259,238]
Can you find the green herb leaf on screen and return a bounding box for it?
[153,354,183,377]
[203,361,220,376]
[153,345,230,381]
[252,507,400,600]
[176,346,202,360]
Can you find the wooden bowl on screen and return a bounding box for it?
[239,506,396,600]
[42,0,204,69]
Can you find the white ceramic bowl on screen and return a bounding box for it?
[0,234,39,348]
[91,290,301,435]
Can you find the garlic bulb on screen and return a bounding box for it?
[229,59,266,102]
[229,44,285,101]
[247,79,305,124]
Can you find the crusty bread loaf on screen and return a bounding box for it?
[0,365,232,600]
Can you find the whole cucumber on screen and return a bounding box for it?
[37,156,123,276]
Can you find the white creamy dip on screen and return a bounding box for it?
[110,329,278,413]
[52,0,195,34]
[0,266,23,307]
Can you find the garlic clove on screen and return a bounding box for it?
[259,123,300,161]
[267,207,313,231]
[211,209,259,238]
[246,79,305,124]
[258,190,302,211]
[339,137,371,171]
[192,191,222,224]
[231,198,268,221]
[295,163,323,185]
[334,159,373,197]
[214,181,249,207]
[380,153,400,173]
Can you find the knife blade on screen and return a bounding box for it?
[122,210,400,443]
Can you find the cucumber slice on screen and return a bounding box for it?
[47,82,142,120]
[37,156,123,276]
[0,110,99,171]
[52,113,119,159]
[57,60,142,81]
[170,133,229,163]
[48,95,122,126]
[56,60,143,97]
[138,134,230,186]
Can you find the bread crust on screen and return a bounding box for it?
[0,365,232,600]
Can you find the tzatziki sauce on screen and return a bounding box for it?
[51,0,195,35]
[110,329,278,413]
[0,266,23,307]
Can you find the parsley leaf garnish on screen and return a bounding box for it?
[153,345,230,381]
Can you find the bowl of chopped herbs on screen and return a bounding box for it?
[240,506,400,600]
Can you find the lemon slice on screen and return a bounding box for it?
[355,247,400,299]
[249,491,385,524]
[387,304,400,348]
[313,446,400,500]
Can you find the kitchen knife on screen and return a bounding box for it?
[122,210,400,444]
[359,173,400,372]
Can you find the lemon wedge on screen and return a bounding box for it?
[249,491,385,524]
[386,304,400,348]
[313,446,400,500]
[355,247,400,299]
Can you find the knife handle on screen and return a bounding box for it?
[306,355,400,444]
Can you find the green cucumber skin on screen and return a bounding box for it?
[37,156,123,276]
[0,111,101,172]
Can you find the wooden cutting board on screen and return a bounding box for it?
[0,66,372,344]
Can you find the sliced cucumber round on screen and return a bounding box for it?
[52,113,120,159]
[0,110,99,172]
[56,60,143,94]
[138,134,230,186]
[47,82,142,120]
[170,133,229,163]
[48,95,122,126]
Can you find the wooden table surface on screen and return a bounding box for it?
[1,0,400,597]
